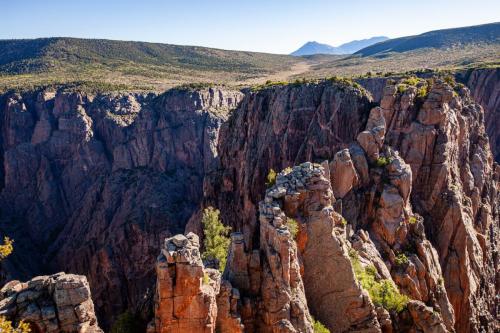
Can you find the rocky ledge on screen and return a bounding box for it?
[0,273,102,332]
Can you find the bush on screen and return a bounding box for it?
[203,272,210,285]
[341,217,347,226]
[395,253,409,267]
[402,76,420,86]
[282,166,293,175]
[375,157,391,168]
[287,218,299,240]
[409,216,417,224]
[312,316,330,333]
[396,84,407,94]
[0,317,30,333]
[416,85,428,99]
[201,207,231,272]
[349,248,409,313]
[443,75,456,87]
[0,237,29,333]
[0,237,13,260]
[110,311,143,333]
[265,169,277,188]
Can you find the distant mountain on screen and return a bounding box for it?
[291,36,389,56]
[355,22,500,57]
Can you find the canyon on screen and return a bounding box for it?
[0,68,498,332]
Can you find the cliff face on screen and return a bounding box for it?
[0,75,498,333]
[460,68,500,162]
[208,80,499,332]
[358,68,500,163]
[0,88,243,327]
[204,82,373,248]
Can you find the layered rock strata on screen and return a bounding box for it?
[0,273,102,332]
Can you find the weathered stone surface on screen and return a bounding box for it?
[215,280,244,333]
[381,79,498,332]
[460,68,500,162]
[205,82,373,249]
[150,232,219,333]
[275,164,381,333]
[0,273,102,333]
[0,87,243,327]
[407,300,448,333]
[330,148,359,199]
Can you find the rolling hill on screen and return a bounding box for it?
[354,22,500,56]
[0,37,304,91]
[0,22,498,92]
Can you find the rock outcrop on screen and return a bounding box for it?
[0,88,243,327]
[272,163,381,332]
[378,79,498,332]
[205,82,373,249]
[0,273,102,332]
[149,233,220,333]
[209,79,498,332]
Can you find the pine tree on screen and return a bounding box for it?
[201,207,231,272]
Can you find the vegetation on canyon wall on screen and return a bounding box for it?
[201,207,231,272]
[0,237,30,333]
[349,249,409,313]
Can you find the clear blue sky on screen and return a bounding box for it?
[2,0,499,54]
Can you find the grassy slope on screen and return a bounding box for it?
[0,37,303,91]
[0,22,498,92]
[354,22,500,57]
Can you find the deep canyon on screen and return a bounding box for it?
[0,68,498,333]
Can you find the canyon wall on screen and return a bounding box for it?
[0,74,498,332]
[208,79,499,332]
[0,88,242,327]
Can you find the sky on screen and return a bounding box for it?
[1,0,499,54]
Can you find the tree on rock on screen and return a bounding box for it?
[201,206,231,272]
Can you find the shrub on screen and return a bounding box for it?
[396,84,407,94]
[0,237,29,333]
[203,272,210,285]
[409,216,417,224]
[0,237,13,260]
[416,85,428,99]
[349,248,409,312]
[375,157,391,168]
[265,169,277,188]
[312,316,330,333]
[110,311,143,333]
[395,253,409,267]
[0,317,30,333]
[282,166,293,175]
[437,277,444,286]
[371,280,409,313]
[201,207,231,272]
[402,76,420,86]
[443,75,456,87]
[341,217,347,226]
[287,218,299,240]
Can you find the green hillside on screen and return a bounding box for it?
[354,22,500,57]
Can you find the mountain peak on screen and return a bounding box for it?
[291,36,389,56]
